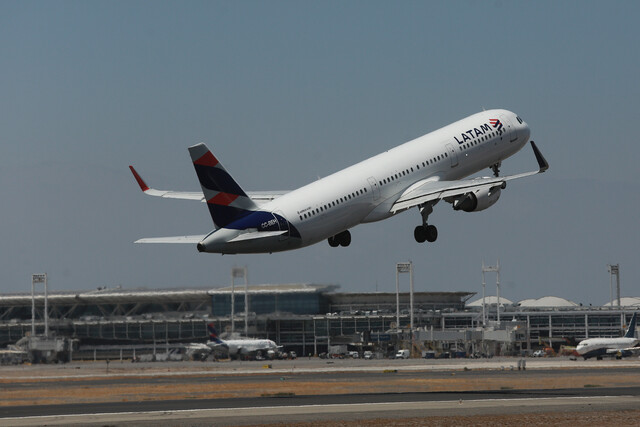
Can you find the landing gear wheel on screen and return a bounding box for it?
[425,225,438,242]
[329,231,351,248]
[414,225,437,243]
[339,230,351,247]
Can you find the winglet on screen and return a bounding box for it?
[530,141,549,173]
[129,166,150,192]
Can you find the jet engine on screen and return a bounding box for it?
[452,186,502,212]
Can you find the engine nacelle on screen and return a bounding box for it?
[453,187,501,212]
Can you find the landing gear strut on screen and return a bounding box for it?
[414,202,438,243]
[328,230,351,247]
[490,161,502,177]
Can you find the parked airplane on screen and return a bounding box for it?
[183,342,213,361]
[206,324,280,359]
[130,109,548,254]
[576,312,639,360]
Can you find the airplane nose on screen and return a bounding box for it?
[521,123,531,143]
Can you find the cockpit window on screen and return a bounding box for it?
[516,116,523,124]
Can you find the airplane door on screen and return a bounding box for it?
[445,143,459,167]
[274,211,290,241]
[500,115,518,143]
[367,177,380,201]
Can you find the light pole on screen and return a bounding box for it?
[608,264,620,308]
[31,273,48,337]
[395,262,414,331]
[231,267,249,335]
[482,260,500,327]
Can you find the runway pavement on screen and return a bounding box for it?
[1,357,640,426]
[3,388,640,426]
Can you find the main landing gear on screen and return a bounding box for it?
[328,230,351,247]
[414,202,438,243]
[414,224,438,243]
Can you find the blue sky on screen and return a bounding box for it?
[1,1,639,304]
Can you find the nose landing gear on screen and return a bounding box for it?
[328,230,351,247]
[490,161,502,177]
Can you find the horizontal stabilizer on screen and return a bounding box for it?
[227,230,287,243]
[134,235,207,244]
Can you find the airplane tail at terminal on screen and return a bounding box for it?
[188,143,258,228]
[624,312,637,338]
[207,323,224,344]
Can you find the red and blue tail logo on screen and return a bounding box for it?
[189,143,258,228]
[207,323,224,344]
[489,119,503,132]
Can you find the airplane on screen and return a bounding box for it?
[205,323,280,359]
[576,312,639,360]
[183,342,213,361]
[129,109,548,254]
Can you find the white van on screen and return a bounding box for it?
[395,349,410,359]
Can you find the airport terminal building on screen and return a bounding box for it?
[0,283,637,359]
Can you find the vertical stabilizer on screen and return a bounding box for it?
[207,323,224,344]
[624,312,637,338]
[189,143,257,228]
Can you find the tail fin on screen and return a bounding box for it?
[624,312,637,338]
[188,143,257,228]
[207,323,224,344]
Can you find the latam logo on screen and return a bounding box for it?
[453,123,492,145]
[490,118,503,132]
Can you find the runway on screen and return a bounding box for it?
[1,358,640,426]
[3,388,640,426]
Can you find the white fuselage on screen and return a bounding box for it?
[201,109,530,253]
[209,338,278,355]
[576,337,638,358]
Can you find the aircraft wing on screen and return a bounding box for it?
[129,166,289,202]
[606,347,640,355]
[391,141,549,213]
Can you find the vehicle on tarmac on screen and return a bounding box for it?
[395,349,410,359]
